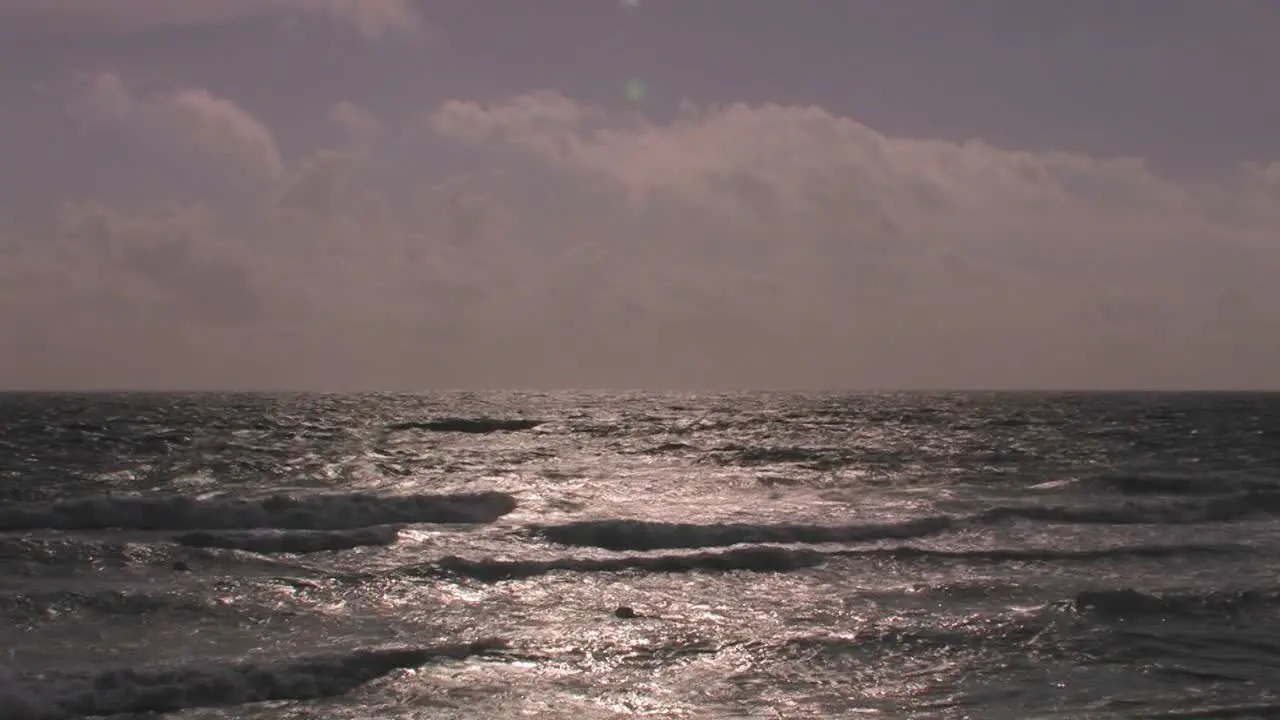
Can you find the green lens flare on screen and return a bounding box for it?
[625,79,646,102]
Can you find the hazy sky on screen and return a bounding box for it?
[1,0,1277,390]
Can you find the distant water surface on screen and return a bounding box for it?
[1,391,1278,718]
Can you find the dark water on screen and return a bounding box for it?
[1,392,1278,719]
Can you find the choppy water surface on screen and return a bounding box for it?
[1,391,1278,718]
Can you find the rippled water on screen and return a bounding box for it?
[1,391,1278,718]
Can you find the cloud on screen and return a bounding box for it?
[165,88,286,180]
[328,101,384,149]
[0,0,423,40]
[313,0,422,40]
[431,94,1205,221]
[53,199,261,326]
[0,199,270,388]
[73,72,285,181]
[430,91,598,151]
[4,87,1279,389]
[425,92,1280,388]
[78,70,133,122]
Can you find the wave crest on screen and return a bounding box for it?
[0,491,516,532]
[981,490,1280,525]
[174,525,402,554]
[419,545,826,581]
[1073,588,1280,620]
[534,516,952,551]
[0,641,504,720]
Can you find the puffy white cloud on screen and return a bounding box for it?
[0,0,423,40]
[165,88,286,180]
[3,86,1279,389]
[428,93,1280,383]
[427,92,1280,388]
[73,72,284,181]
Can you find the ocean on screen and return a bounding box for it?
[1,391,1278,719]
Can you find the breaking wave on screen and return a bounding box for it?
[535,491,1280,553]
[839,543,1251,564]
[0,641,504,720]
[408,542,1249,582]
[768,613,1058,663]
[1072,587,1280,620]
[534,516,952,551]
[979,490,1280,525]
[0,536,163,567]
[417,545,827,581]
[0,491,517,532]
[0,589,222,622]
[174,525,402,554]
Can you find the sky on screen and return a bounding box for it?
[0,0,1277,391]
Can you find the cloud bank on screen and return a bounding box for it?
[0,0,423,39]
[2,82,1278,390]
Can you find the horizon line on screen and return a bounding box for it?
[2,387,1278,395]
